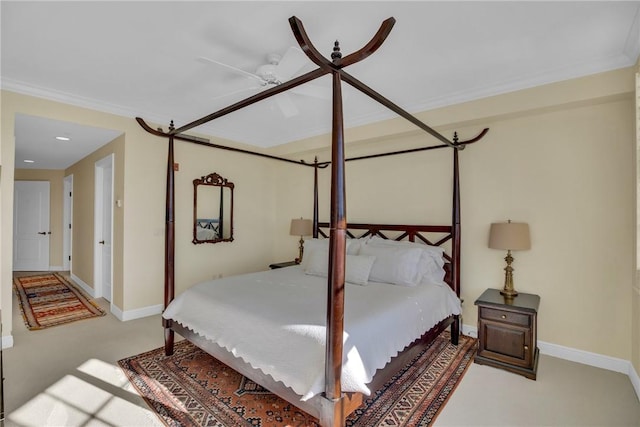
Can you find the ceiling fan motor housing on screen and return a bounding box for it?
[255,53,282,84]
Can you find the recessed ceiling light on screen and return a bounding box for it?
[55,136,70,141]
[24,160,35,163]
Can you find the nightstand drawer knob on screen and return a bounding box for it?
[524,345,529,350]
[501,315,506,319]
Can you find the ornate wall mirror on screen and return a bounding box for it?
[193,172,234,244]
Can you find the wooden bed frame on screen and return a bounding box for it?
[137,15,488,427]
[170,221,459,423]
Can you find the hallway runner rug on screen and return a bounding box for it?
[13,273,106,330]
[118,331,476,427]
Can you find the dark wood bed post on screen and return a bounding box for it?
[451,133,462,344]
[288,16,397,426]
[321,44,348,425]
[163,123,176,356]
[452,132,461,299]
[313,157,319,238]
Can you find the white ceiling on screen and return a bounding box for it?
[2,1,640,169]
[14,114,123,170]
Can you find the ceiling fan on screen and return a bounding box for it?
[198,47,328,118]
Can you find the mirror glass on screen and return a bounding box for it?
[193,172,234,244]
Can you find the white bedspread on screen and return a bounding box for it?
[162,265,461,401]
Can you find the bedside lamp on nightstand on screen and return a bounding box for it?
[290,218,313,264]
[489,220,531,298]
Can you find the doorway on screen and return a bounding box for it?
[94,154,114,302]
[13,181,50,271]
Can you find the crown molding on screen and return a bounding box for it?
[1,77,174,132]
[3,50,637,150]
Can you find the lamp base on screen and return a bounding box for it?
[500,249,518,298]
[500,288,519,298]
[296,236,304,265]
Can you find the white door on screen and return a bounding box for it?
[14,181,50,271]
[95,155,113,302]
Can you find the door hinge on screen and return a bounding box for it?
[68,223,72,229]
[68,255,71,261]
[69,191,72,197]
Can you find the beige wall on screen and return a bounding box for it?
[14,169,65,268]
[1,66,637,366]
[64,135,125,305]
[1,89,279,338]
[169,142,278,296]
[1,92,17,337]
[274,68,636,360]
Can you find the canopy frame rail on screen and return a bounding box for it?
[138,114,487,167]
[137,16,488,160]
[136,117,314,167]
[306,128,489,167]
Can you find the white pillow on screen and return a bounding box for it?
[301,239,328,269]
[345,253,376,285]
[301,237,369,268]
[366,237,446,284]
[304,249,376,286]
[367,236,444,258]
[347,237,370,255]
[358,244,423,286]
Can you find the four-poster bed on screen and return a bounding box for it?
[137,16,488,427]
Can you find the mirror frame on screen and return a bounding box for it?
[193,172,234,244]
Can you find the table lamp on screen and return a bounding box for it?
[488,220,531,297]
[290,218,313,264]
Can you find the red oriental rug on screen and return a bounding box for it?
[118,331,476,426]
[13,273,106,330]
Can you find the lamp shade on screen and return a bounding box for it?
[488,221,531,251]
[290,218,313,236]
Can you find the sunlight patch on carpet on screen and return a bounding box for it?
[8,359,163,427]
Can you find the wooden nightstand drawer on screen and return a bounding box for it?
[479,307,530,327]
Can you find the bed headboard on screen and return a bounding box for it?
[315,222,457,294]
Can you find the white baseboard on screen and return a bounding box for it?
[537,339,630,374]
[48,265,64,272]
[70,273,96,297]
[2,334,14,350]
[111,303,163,322]
[631,364,640,402]
[462,323,478,338]
[68,274,162,321]
[462,323,640,401]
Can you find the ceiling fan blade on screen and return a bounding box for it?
[290,83,331,100]
[274,46,309,81]
[212,83,298,118]
[274,93,299,118]
[211,85,261,101]
[197,56,265,84]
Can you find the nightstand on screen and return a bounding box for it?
[474,288,540,380]
[269,261,298,269]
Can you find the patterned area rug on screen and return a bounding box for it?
[13,273,106,330]
[118,331,476,426]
